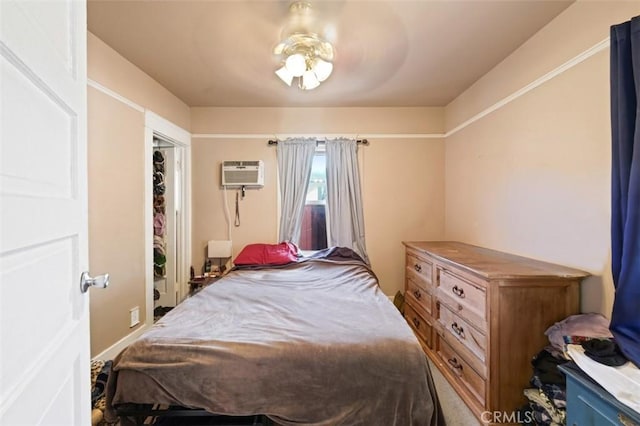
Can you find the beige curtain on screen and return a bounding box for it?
[277,138,317,244]
[325,138,369,263]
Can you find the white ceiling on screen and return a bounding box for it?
[87,0,574,108]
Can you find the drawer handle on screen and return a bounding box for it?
[452,285,465,298]
[451,322,465,338]
[412,317,421,328]
[618,413,636,426]
[414,264,422,273]
[447,357,463,374]
[413,290,422,300]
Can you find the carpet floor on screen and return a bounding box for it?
[428,358,481,426]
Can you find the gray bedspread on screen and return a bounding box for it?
[106,258,443,425]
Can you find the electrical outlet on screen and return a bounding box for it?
[129,306,140,328]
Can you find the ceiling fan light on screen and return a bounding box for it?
[312,58,333,82]
[285,53,306,77]
[301,70,320,90]
[275,66,294,86]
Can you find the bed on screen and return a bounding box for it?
[105,247,443,425]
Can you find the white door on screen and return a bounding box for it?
[1,1,91,425]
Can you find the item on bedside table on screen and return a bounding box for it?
[189,274,220,295]
[581,338,628,367]
[206,239,233,274]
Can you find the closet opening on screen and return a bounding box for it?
[145,111,191,325]
[152,137,182,320]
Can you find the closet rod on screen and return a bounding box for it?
[267,139,369,146]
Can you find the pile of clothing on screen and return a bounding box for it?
[520,313,615,425]
[153,150,167,278]
[91,359,115,426]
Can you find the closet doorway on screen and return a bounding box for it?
[145,112,191,325]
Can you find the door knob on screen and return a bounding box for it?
[80,271,109,293]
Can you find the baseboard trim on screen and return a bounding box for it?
[92,323,150,361]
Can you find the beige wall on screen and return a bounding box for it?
[88,32,191,356]
[191,107,444,135]
[191,107,445,296]
[444,2,640,317]
[88,33,191,131]
[88,87,146,356]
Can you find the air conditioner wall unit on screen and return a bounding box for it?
[221,160,264,187]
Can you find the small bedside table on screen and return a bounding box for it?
[188,275,220,295]
[560,362,640,426]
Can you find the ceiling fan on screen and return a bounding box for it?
[273,1,335,91]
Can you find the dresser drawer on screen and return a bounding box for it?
[406,268,432,294]
[437,337,486,406]
[439,302,486,362]
[406,277,432,317]
[438,270,486,329]
[439,324,487,379]
[405,303,433,348]
[406,251,433,287]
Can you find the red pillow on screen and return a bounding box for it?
[233,242,298,266]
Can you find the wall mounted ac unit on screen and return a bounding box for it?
[221,160,264,187]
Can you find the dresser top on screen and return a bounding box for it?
[403,241,589,280]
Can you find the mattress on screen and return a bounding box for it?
[106,255,442,426]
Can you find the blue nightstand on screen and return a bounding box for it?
[560,362,640,426]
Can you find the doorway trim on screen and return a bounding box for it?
[145,111,191,327]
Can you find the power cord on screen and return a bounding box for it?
[234,190,241,227]
[223,187,232,239]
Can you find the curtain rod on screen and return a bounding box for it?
[192,133,444,139]
[268,139,369,146]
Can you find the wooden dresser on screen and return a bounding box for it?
[403,241,589,424]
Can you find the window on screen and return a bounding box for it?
[299,151,328,250]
